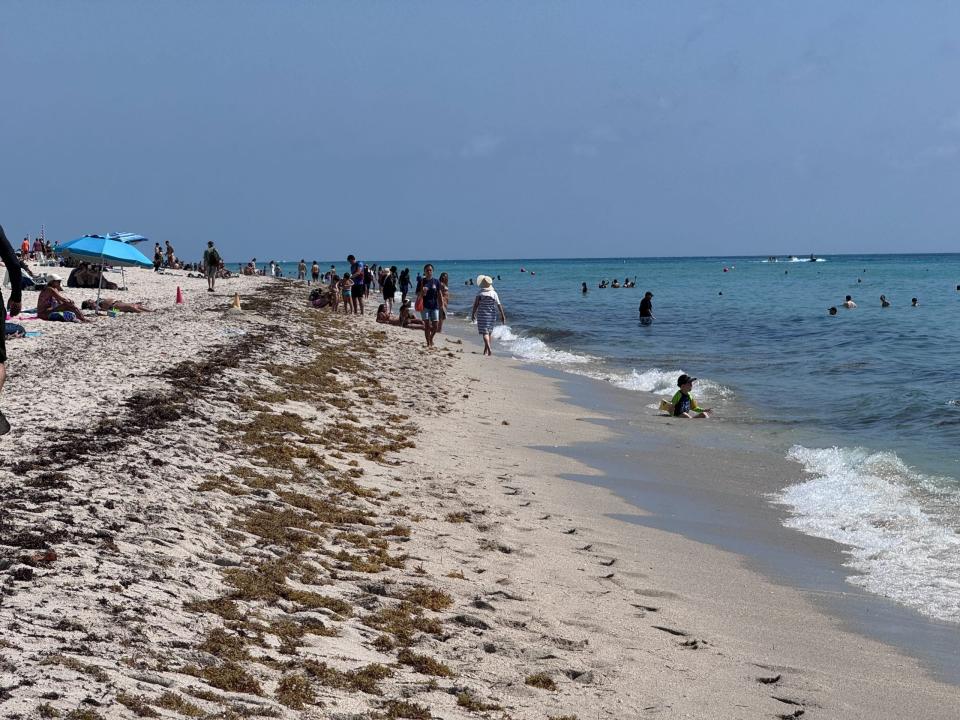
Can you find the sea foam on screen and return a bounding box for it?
[778,446,960,622]
[489,325,731,401]
[490,325,593,365]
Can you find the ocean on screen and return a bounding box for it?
[278,254,960,624]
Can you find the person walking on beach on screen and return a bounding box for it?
[437,271,450,333]
[639,291,655,324]
[297,259,307,281]
[311,261,320,285]
[153,243,163,271]
[382,266,398,314]
[165,240,176,268]
[203,241,221,292]
[470,275,506,356]
[399,268,411,303]
[671,374,711,419]
[417,263,443,348]
[348,254,365,314]
[0,225,24,434]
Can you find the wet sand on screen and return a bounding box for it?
[0,272,956,718]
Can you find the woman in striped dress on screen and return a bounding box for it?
[470,275,507,356]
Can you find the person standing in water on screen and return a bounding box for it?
[581,282,588,294]
[471,275,506,356]
[0,225,23,435]
[639,291,655,324]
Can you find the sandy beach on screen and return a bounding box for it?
[1,269,958,719]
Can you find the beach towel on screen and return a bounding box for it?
[47,311,76,322]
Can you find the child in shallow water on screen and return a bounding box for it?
[671,374,711,419]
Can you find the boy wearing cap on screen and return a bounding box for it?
[0,224,23,435]
[671,374,711,419]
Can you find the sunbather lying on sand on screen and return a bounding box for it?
[36,275,91,323]
[81,298,153,313]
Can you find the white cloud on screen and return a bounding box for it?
[571,144,598,158]
[460,134,502,158]
[941,110,960,133]
[588,123,621,144]
[917,143,960,161]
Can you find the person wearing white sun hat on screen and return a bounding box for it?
[470,275,506,356]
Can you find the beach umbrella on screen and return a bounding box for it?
[106,232,149,245]
[60,235,153,311]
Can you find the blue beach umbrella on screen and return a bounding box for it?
[105,232,149,245]
[60,235,153,311]
[60,235,153,267]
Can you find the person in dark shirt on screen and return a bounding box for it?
[417,263,443,348]
[382,266,398,313]
[670,374,711,419]
[0,224,24,434]
[348,254,366,314]
[639,291,655,324]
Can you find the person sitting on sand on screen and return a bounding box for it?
[843,295,857,309]
[880,294,891,308]
[81,298,153,314]
[671,374,711,419]
[376,303,396,324]
[397,300,424,329]
[36,274,91,322]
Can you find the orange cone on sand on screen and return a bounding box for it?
[176,286,184,304]
[230,293,242,311]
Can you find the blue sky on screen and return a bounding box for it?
[3,1,960,261]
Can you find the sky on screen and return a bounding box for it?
[3,1,960,261]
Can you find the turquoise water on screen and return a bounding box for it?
[282,254,960,622]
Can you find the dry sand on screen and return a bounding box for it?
[0,270,956,719]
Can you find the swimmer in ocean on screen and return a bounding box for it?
[912,297,919,307]
[828,306,838,315]
[844,295,857,309]
[581,282,588,294]
[880,294,891,308]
